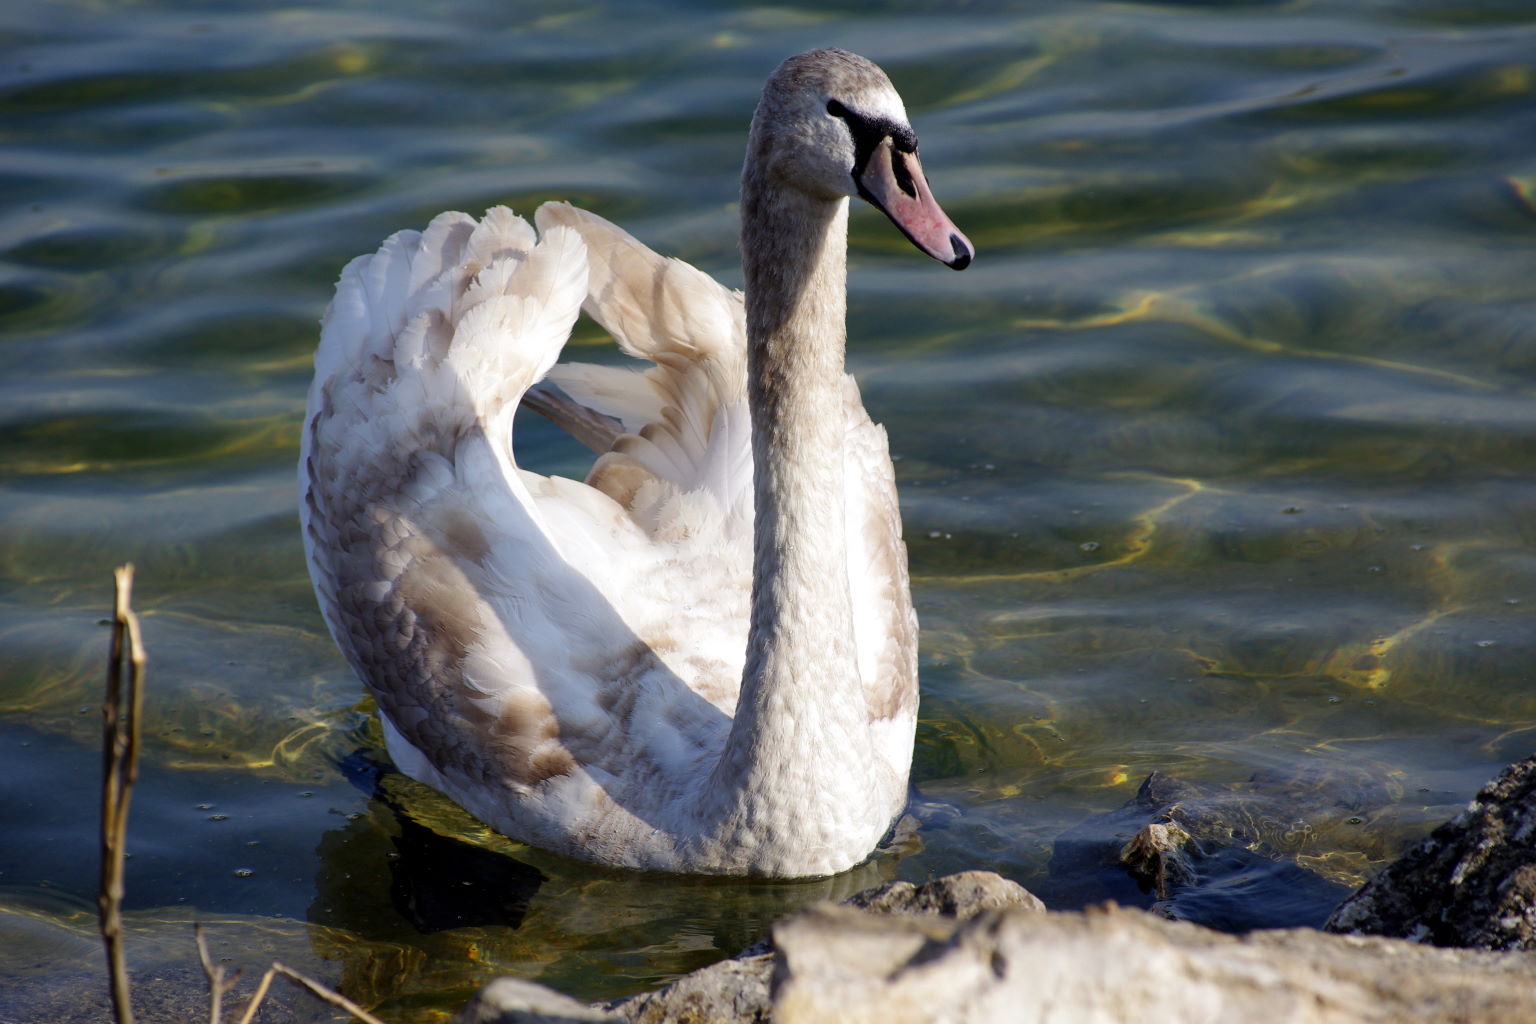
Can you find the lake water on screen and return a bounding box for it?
[4,0,1535,1019]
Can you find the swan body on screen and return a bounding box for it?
[300,49,971,877]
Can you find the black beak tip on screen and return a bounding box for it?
[946,234,972,271]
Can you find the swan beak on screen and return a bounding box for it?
[857,138,973,270]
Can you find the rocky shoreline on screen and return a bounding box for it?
[459,756,1536,1024]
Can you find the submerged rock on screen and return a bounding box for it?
[1117,818,1198,903]
[1047,767,1392,927]
[1325,754,1536,950]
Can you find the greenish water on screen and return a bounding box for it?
[3,0,1536,1018]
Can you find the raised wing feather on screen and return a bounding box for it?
[534,202,753,521]
[302,210,602,798]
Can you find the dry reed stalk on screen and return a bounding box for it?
[234,964,389,1024]
[100,564,146,1024]
[96,566,389,1024]
[195,924,243,1024]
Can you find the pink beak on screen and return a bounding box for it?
[857,138,973,270]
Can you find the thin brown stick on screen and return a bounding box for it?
[234,963,389,1024]
[100,564,146,1024]
[94,568,383,1024]
[195,923,242,1024]
[232,967,275,1024]
[194,924,220,1024]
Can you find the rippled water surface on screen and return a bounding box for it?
[4,0,1536,1019]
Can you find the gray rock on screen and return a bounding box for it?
[458,977,620,1024]
[463,845,1536,1024]
[843,869,1044,918]
[772,901,1536,1024]
[605,954,773,1024]
[600,870,1037,1023]
[1325,754,1536,950]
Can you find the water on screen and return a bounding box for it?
[3,0,1535,1018]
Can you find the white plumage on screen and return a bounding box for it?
[299,49,971,877]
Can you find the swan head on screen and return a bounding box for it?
[748,48,973,270]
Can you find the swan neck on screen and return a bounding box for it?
[706,170,878,859]
[741,186,860,703]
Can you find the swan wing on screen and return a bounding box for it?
[533,202,753,524]
[301,209,731,858]
[303,209,586,786]
[842,379,921,776]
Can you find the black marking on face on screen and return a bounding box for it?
[890,148,917,199]
[827,98,919,200]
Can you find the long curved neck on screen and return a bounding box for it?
[741,186,860,704]
[706,164,878,863]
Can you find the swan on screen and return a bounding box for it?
[299,48,972,878]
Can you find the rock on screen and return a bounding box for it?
[604,955,773,1024]
[1324,755,1536,950]
[771,901,1536,1024]
[1117,820,1196,901]
[601,870,1036,1024]
[457,977,620,1023]
[1047,766,1399,927]
[461,843,1536,1024]
[842,870,1044,918]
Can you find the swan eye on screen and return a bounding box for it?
[826,99,849,118]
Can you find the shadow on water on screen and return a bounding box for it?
[333,751,548,935]
[305,740,900,1007]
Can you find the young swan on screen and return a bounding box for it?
[300,49,972,878]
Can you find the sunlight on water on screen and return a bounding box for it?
[3,0,1536,1018]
